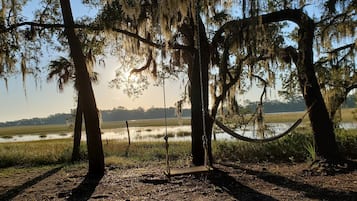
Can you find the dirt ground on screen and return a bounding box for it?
[0,162,356,201]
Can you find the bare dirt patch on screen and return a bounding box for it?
[0,162,356,201]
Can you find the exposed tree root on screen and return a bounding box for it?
[306,159,357,176]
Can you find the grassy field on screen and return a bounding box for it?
[0,109,356,168]
[0,108,355,137]
[0,129,356,169]
[102,117,191,129]
[264,108,356,123]
[0,124,71,136]
[0,118,191,137]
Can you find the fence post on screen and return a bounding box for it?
[126,120,131,145]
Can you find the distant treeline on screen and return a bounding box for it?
[101,107,191,122]
[1,96,355,127]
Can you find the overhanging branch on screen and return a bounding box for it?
[1,21,193,51]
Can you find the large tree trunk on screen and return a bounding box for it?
[60,0,105,175]
[71,93,82,162]
[296,14,341,161]
[260,9,341,161]
[190,17,213,166]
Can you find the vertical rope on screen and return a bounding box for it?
[195,1,209,167]
[158,0,170,176]
[163,75,170,175]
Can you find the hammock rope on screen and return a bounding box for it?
[163,1,212,177]
[158,0,171,176]
[214,102,314,143]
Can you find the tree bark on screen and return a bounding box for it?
[71,93,82,162]
[295,13,341,161]
[190,17,213,166]
[60,0,105,175]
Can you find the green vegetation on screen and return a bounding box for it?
[214,129,357,163]
[265,108,356,123]
[0,118,190,137]
[304,141,316,162]
[0,110,355,168]
[103,118,191,129]
[0,139,191,168]
[1,108,355,137]
[0,130,355,169]
[0,124,71,136]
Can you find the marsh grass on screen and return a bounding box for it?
[0,139,73,168]
[142,131,190,139]
[0,139,191,168]
[0,130,356,169]
[103,118,191,129]
[59,133,68,136]
[0,124,70,136]
[176,131,191,137]
[213,130,357,163]
[144,133,175,139]
[0,118,189,137]
[1,135,13,139]
[1,108,355,137]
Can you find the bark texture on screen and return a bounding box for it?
[189,17,213,166]
[60,0,105,175]
[71,94,82,162]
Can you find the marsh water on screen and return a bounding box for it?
[1,122,356,143]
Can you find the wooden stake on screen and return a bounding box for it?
[126,120,131,145]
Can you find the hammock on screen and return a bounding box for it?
[214,118,302,143]
[214,103,314,143]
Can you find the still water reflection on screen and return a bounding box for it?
[0,122,356,143]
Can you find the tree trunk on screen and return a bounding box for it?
[296,14,341,161]
[71,93,82,162]
[190,17,213,166]
[261,9,341,161]
[60,0,105,175]
[215,9,341,163]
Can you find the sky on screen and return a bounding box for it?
[0,55,189,122]
[0,1,279,123]
[0,2,187,122]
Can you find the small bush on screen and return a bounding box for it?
[1,136,13,139]
[213,132,313,163]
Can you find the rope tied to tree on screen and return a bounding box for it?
[195,0,210,168]
[214,101,316,143]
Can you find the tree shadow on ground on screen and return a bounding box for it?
[0,166,63,201]
[225,163,357,201]
[208,168,278,201]
[67,174,103,201]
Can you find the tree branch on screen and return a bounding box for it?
[1,21,193,51]
[130,49,153,74]
[346,84,357,94]
[326,43,355,54]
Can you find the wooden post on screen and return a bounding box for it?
[126,121,131,145]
